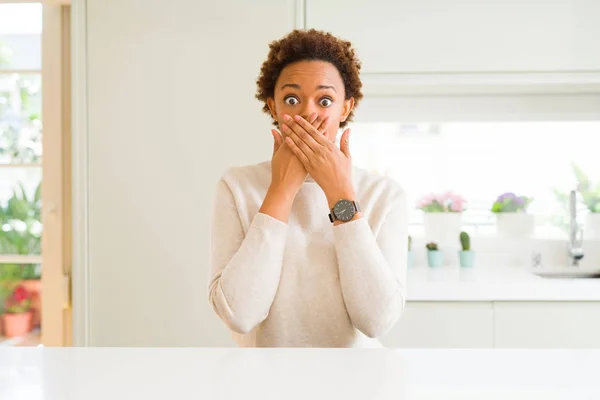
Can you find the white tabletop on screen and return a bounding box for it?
[1,347,599,400]
[406,266,600,301]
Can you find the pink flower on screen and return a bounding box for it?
[417,194,436,208]
[450,201,463,212]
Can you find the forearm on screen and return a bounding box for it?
[259,184,296,223]
[209,211,288,334]
[334,218,407,338]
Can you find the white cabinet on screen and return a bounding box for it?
[382,302,494,348]
[389,301,600,348]
[306,0,600,94]
[494,302,600,348]
[306,0,600,74]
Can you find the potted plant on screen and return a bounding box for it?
[426,242,443,268]
[0,182,42,328]
[407,235,414,268]
[2,284,33,338]
[491,192,534,237]
[458,231,474,268]
[0,264,24,336]
[418,192,466,258]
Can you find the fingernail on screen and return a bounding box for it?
[283,114,291,122]
[293,115,301,121]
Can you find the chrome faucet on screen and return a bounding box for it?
[568,189,584,266]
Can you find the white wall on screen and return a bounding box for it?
[81,0,299,346]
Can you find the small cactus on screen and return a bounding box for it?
[460,231,470,251]
[408,235,412,251]
[426,242,439,251]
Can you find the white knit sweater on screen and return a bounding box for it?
[208,161,408,347]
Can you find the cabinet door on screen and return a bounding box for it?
[381,302,494,348]
[494,302,600,348]
[306,0,600,74]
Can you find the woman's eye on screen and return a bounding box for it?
[284,96,299,106]
[320,98,333,107]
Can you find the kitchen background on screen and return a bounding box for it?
[1,0,600,348]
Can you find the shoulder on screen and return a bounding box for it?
[218,160,272,191]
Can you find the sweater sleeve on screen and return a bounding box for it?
[208,178,288,334]
[333,190,408,338]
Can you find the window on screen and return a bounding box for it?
[0,3,43,333]
[348,120,600,238]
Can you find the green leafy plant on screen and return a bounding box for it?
[0,64,42,163]
[408,235,412,251]
[0,182,42,298]
[0,264,25,314]
[571,164,600,213]
[426,242,439,251]
[0,181,42,255]
[460,231,471,251]
[551,163,600,234]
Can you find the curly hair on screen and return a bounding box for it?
[255,29,363,129]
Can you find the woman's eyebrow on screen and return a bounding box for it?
[281,83,301,90]
[317,85,336,92]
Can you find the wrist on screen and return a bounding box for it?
[267,183,297,206]
[326,188,357,209]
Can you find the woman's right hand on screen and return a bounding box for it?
[270,113,327,194]
[260,114,327,222]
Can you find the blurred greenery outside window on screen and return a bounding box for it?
[0,2,43,309]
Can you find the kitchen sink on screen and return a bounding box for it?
[531,268,600,279]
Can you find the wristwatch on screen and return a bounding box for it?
[328,199,360,223]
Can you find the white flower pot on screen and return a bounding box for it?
[423,212,463,266]
[495,213,535,238]
[585,213,600,239]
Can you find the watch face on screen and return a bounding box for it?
[333,200,356,222]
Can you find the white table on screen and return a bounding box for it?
[1,348,599,399]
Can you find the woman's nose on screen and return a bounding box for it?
[299,102,318,120]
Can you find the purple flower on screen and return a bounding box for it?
[497,192,517,202]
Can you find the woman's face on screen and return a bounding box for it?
[267,60,354,142]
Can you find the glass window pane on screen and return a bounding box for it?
[0,167,42,256]
[0,3,42,71]
[349,121,600,237]
[0,73,42,164]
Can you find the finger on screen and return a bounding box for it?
[271,129,283,154]
[317,116,330,135]
[284,126,315,158]
[292,115,329,146]
[308,112,319,126]
[285,136,310,167]
[281,119,320,153]
[340,128,351,158]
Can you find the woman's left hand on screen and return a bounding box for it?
[282,114,356,208]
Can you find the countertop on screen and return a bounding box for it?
[406,266,600,301]
[1,348,599,399]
